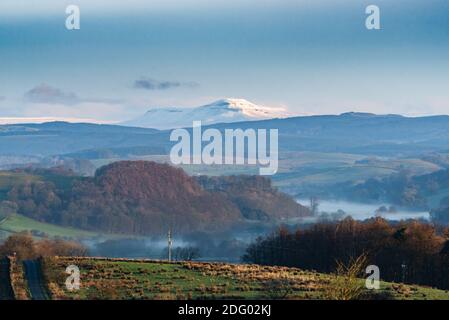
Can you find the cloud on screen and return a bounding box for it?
[133,77,198,91]
[24,84,122,106]
[24,83,80,105]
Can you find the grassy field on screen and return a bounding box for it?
[274,152,441,188]
[0,214,98,239]
[41,257,449,300]
[0,214,135,241]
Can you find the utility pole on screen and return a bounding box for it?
[401,261,407,283]
[168,229,173,262]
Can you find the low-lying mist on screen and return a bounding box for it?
[85,228,271,263]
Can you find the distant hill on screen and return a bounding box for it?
[2,161,309,235]
[208,113,449,156]
[0,122,162,157]
[121,98,291,129]
[3,113,449,160]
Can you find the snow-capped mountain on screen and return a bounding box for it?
[121,98,291,129]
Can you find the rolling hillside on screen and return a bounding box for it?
[20,257,449,300]
[3,114,449,214]
[0,161,309,236]
[4,113,449,159]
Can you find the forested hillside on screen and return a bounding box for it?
[2,161,309,235]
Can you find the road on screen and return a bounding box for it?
[23,260,50,300]
[0,257,15,300]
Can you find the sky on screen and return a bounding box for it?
[1,0,449,123]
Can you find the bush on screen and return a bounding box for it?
[262,277,294,299]
[324,253,368,300]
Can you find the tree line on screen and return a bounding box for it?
[243,217,449,289]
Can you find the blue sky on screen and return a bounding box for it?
[1,0,449,122]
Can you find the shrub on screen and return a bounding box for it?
[324,253,368,300]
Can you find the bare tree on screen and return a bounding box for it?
[172,246,201,261]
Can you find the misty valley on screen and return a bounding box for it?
[3,0,449,305]
[3,112,449,299]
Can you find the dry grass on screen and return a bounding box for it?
[37,257,449,300]
[182,262,327,298]
[8,255,29,300]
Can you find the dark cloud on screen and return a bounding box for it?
[133,78,198,91]
[24,84,122,105]
[24,83,80,105]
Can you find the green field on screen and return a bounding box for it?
[0,214,135,241]
[41,257,449,300]
[0,214,97,239]
[271,152,442,193]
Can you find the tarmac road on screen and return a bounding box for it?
[23,260,50,300]
[0,257,15,300]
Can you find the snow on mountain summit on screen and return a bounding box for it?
[122,98,291,129]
